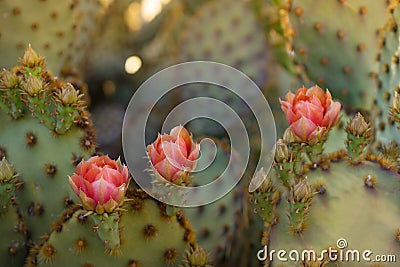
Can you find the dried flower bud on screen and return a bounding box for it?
[391,91,400,123]
[275,139,290,163]
[0,69,19,89]
[393,91,400,112]
[57,83,82,105]
[253,167,274,193]
[19,45,45,69]
[283,127,297,143]
[184,247,211,267]
[23,74,44,96]
[345,113,370,137]
[0,158,15,183]
[292,177,312,202]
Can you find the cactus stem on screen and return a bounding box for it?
[90,211,121,251]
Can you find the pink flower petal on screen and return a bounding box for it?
[101,167,124,186]
[121,166,129,184]
[162,141,188,168]
[154,159,180,181]
[322,101,341,128]
[294,100,324,125]
[293,87,308,105]
[285,91,296,102]
[280,101,302,124]
[111,184,126,205]
[69,175,81,196]
[188,143,200,161]
[324,89,333,111]
[306,85,326,106]
[290,116,318,142]
[91,178,115,204]
[85,166,101,182]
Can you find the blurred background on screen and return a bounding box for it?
[0,0,300,158]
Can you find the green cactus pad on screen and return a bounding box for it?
[0,111,94,243]
[0,47,96,244]
[177,0,269,87]
[0,159,27,267]
[0,0,103,75]
[278,0,394,108]
[27,188,197,267]
[374,3,400,148]
[180,143,242,265]
[268,159,400,266]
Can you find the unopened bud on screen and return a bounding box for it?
[275,139,290,163]
[292,177,312,202]
[345,113,370,137]
[23,74,44,96]
[20,45,45,68]
[184,247,210,267]
[0,69,19,89]
[283,127,297,143]
[254,167,274,193]
[393,91,400,112]
[0,158,15,183]
[307,126,327,145]
[57,83,81,105]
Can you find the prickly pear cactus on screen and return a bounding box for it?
[253,112,400,266]
[0,46,96,243]
[275,0,395,108]
[374,3,400,147]
[266,158,400,266]
[0,158,27,267]
[26,188,197,267]
[0,0,104,75]
[181,140,245,265]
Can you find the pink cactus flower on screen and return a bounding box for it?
[147,126,200,184]
[69,155,130,214]
[279,85,341,143]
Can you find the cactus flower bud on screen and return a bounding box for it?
[0,69,19,89]
[274,139,290,163]
[292,177,312,202]
[19,45,45,69]
[57,83,82,106]
[69,156,130,214]
[147,126,200,184]
[391,91,400,123]
[345,113,370,138]
[282,127,297,144]
[393,91,400,112]
[23,74,44,96]
[0,158,15,183]
[183,247,211,267]
[280,85,341,143]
